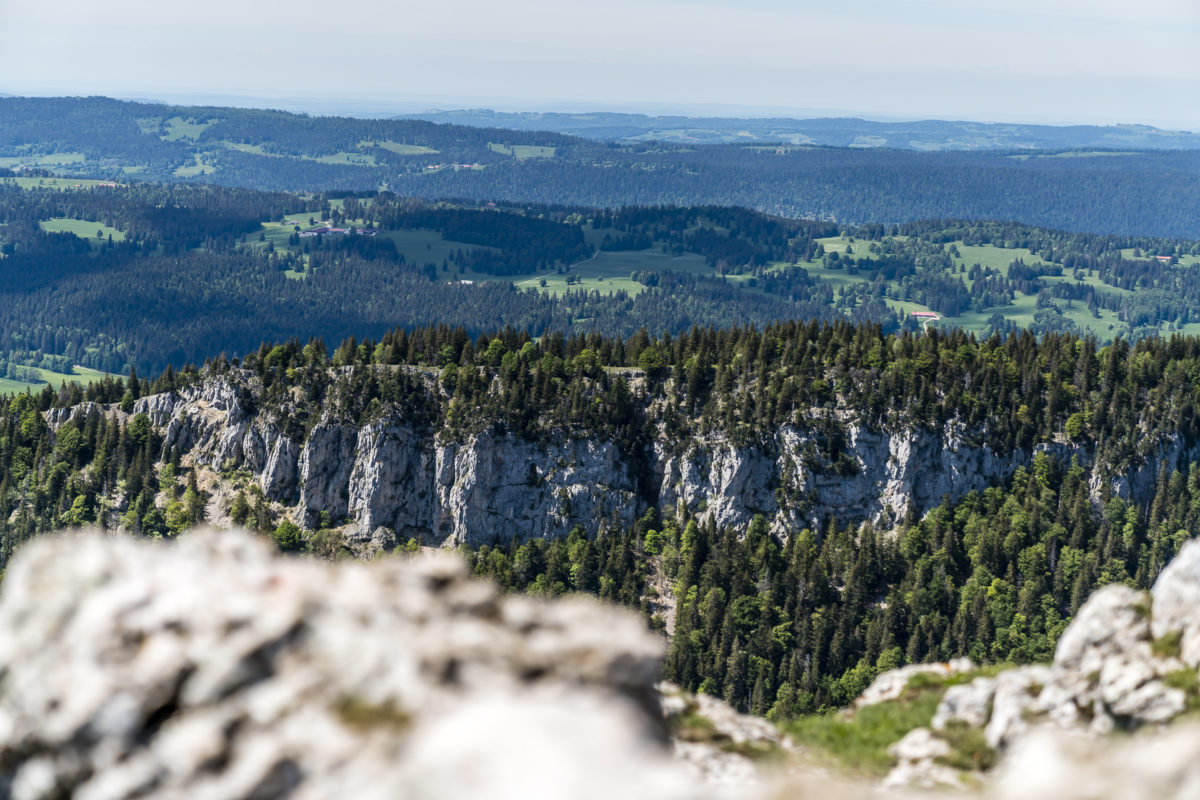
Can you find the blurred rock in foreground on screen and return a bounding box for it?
[0,528,690,800]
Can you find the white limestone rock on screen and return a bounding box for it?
[855,658,975,708]
[932,676,997,731]
[985,665,1052,749]
[1151,537,1200,668]
[0,528,700,800]
[993,725,1200,800]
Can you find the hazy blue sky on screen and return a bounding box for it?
[3,0,1198,128]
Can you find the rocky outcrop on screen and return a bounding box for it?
[658,682,798,787]
[855,657,976,708]
[0,528,695,800]
[43,373,1200,546]
[876,538,1200,789]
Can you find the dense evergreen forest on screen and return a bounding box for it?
[5,322,1200,716]
[4,97,1200,236]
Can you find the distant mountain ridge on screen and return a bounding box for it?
[5,97,1200,237]
[398,109,1200,150]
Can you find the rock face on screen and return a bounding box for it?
[0,528,703,800]
[48,373,1195,547]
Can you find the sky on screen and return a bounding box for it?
[2,0,1199,129]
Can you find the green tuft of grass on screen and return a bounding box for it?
[334,696,412,731]
[1152,630,1184,659]
[936,722,998,772]
[785,687,942,776]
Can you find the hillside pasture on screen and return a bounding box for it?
[0,152,85,168]
[0,365,113,396]
[362,141,438,155]
[174,153,217,177]
[160,116,216,141]
[40,217,126,243]
[488,143,556,159]
[4,177,116,190]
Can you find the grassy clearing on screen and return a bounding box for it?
[517,247,711,297]
[0,365,113,396]
[378,228,500,265]
[309,151,377,166]
[815,236,890,261]
[161,116,216,141]
[951,242,1046,271]
[220,141,268,155]
[0,377,33,394]
[0,152,85,168]
[362,141,437,155]
[40,217,126,242]
[799,261,874,291]
[174,153,217,177]
[4,177,115,190]
[488,143,556,159]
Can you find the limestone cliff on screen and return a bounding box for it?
[45,371,1200,546]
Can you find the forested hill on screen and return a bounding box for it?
[9,322,1200,716]
[3,97,1200,236]
[402,109,1200,150]
[2,181,1200,384]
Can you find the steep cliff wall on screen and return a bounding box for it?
[45,374,1200,546]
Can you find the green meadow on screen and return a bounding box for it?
[362,141,438,155]
[488,143,556,159]
[0,152,85,168]
[4,177,116,190]
[0,365,113,396]
[160,116,216,141]
[40,217,126,242]
[174,153,217,177]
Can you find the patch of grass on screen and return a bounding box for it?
[516,247,710,297]
[309,151,377,166]
[362,140,438,155]
[1163,668,1200,714]
[174,153,217,177]
[951,242,1047,271]
[1163,668,1198,693]
[5,177,116,190]
[488,143,556,159]
[814,235,886,261]
[936,723,998,772]
[0,377,34,394]
[0,152,85,168]
[220,141,268,155]
[0,365,113,396]
[1152,630,1183,659]
[160,116,216,141]
[334,695,412,732]
[785,687,942,776]
[40,217,125,243]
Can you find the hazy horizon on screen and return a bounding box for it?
[3,0,1198,131]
